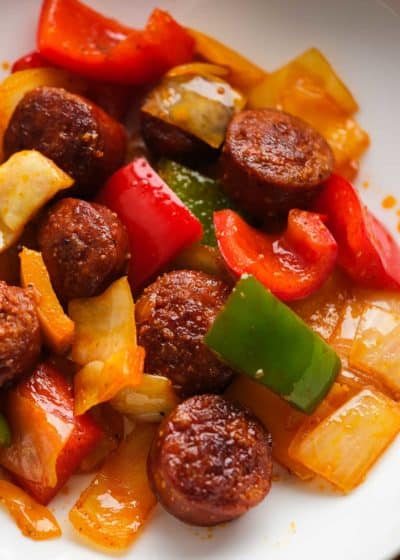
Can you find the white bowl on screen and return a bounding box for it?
[0,1,400,559]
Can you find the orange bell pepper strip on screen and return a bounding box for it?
[20,247,75,355]
[38,0,194,85]
[70,423,157,550]
[69,276,145,415]
[0,363,102,504]
[188,28,266,91]
[0,479,61,540]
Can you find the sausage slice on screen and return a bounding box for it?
[0,282,41,387]
[136,270,235,398]
[38,198,129,302]
[148,394,273,526]
[220,108,334,219]
[4,86,127,196]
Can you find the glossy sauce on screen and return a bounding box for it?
[0,479,61,540]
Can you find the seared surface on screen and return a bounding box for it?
[136,270,234,398]
[38,198,129,302]
[0,281,41,387]
[220,108,334,218]
[4,86,127,196]
[148,394,273,525]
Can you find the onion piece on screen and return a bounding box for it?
[289,388,400,492]
[349,305,400,395]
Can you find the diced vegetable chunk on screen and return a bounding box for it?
[20,247,75,354]
[249,48,357,113]
[69,423,157,550]
[0,363,102,504]
[111,374,179,422]
[38,0,194,84]
[98,158,203,291]
[350,305,400,395]
[205,275,341,413]
[0,479,61,540]
[158,160,235,246]
[214,209,338,302]
[0,151,73,251]
[315,174,400,290]
[248,48,369,179]
[142,73,245,149]
[289,388,400,492]
[69,277,145,415]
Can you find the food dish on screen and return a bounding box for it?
[0,0,398,556]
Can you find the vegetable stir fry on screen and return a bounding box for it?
[0,0,397,553]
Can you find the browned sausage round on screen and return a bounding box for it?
[136,270,235,398]
[220,108,334,219]
[148,394,272,526]
[4,86,127,196]
[140,112,216,164]
[0,282,41,387]
[37,198,130,302]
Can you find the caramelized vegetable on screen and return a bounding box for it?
[289,388,400,492]
[69,277,145,415]
[0,67,86,161]
[69,423,157,550]
[111,374,179,422]
[188,28,266,91]
[0,151,73,252]
[20,247,75,354]
[142,73,245,149]
[248,48,369,179]
[0,479,61,540]
[350,305,400,395]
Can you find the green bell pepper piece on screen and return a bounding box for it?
[158,160,234,246]
[0,412,11,447]
[205,275,341,414]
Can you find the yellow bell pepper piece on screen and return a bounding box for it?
[20,247,75,355]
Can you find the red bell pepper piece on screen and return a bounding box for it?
[11,51,49,73]
[314,174,400,289]
[214,209,338,301]
[98,158,203,291]
[37,0,194,85]
[0,363,102,504]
